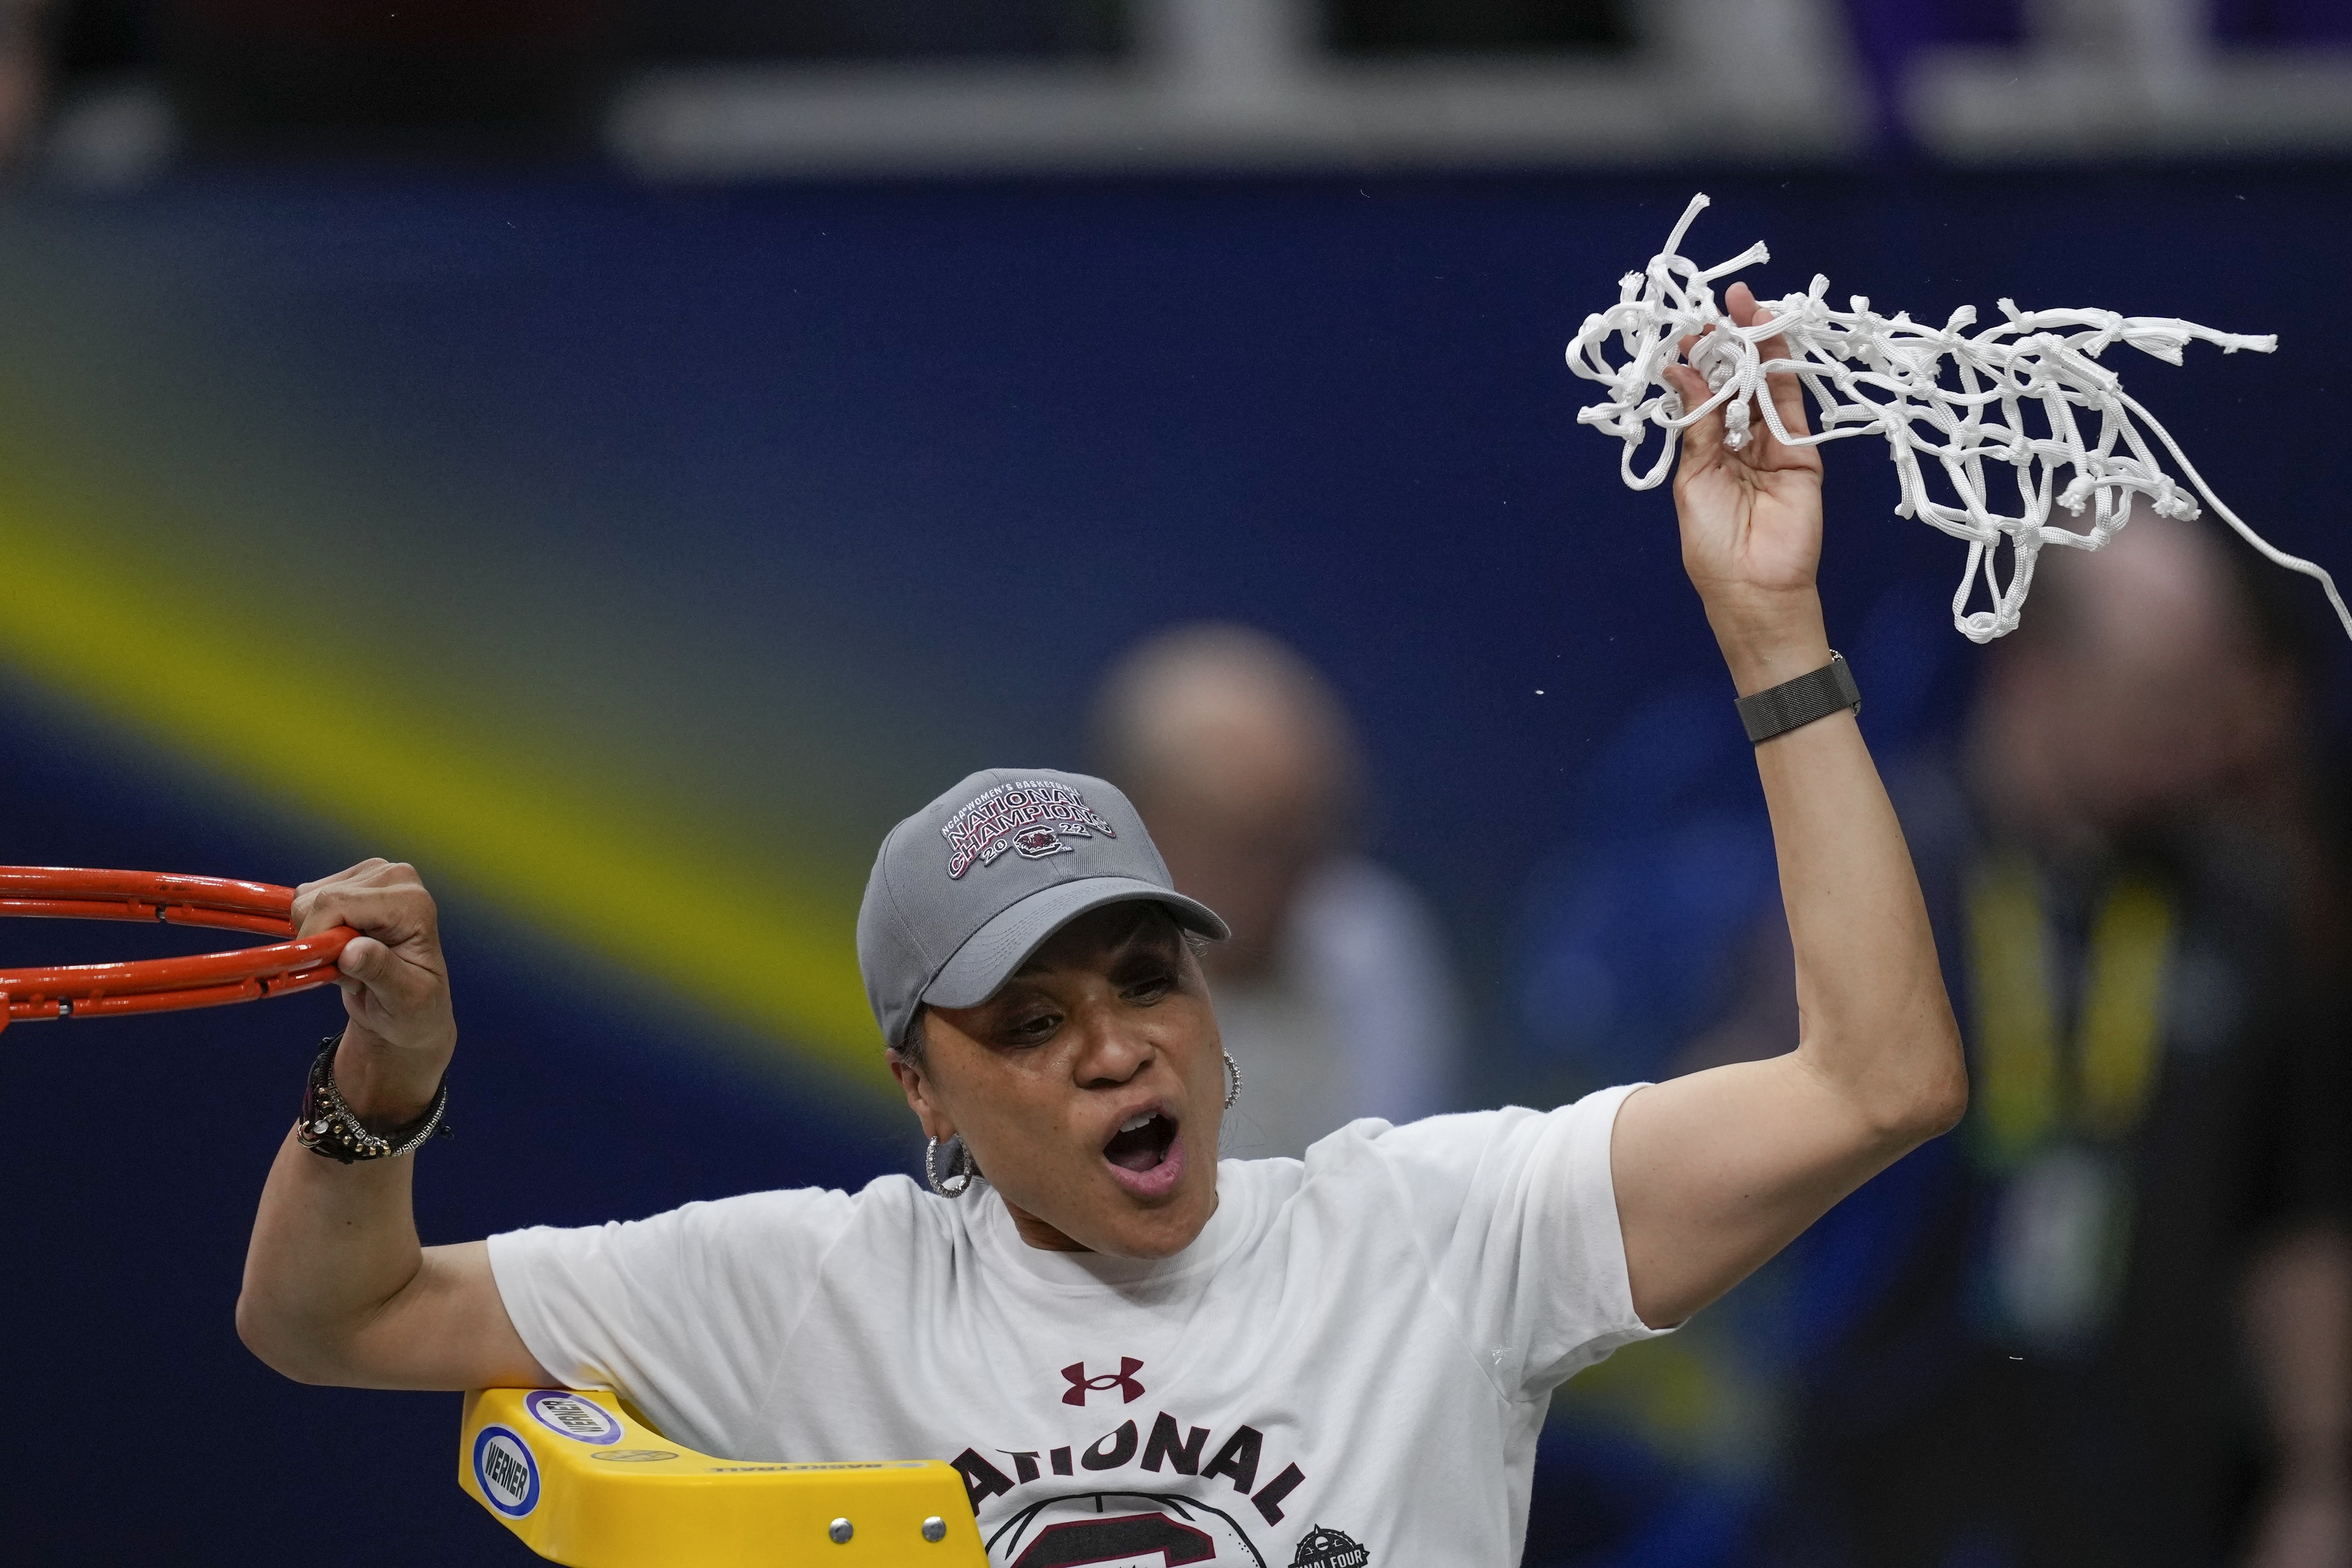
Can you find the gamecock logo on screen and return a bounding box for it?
[1014,827,1069,859]
[990,1491,1269,1568]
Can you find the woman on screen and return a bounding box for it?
[237,286,1965,1565]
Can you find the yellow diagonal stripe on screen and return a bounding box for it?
[0,482,889,1092]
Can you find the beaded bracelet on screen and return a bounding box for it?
[295,1035,451,1164]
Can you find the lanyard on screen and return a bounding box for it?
[1965,854,2176,1173]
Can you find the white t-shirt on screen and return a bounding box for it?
[488,1086,1664,1567]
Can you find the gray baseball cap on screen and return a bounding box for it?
[857,767,1229,1052]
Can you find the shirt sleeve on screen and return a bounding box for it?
[1311,1084,1669,1403]
[487,1184,862,1449]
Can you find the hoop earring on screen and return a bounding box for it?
[925,1135,975,1199]
[1222,1051,1241,1110]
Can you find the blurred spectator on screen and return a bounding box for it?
[1092,622,1462,1160]
[0,0,50,171]
[1734,516,2352,1568]
[1518,520,2350,1568]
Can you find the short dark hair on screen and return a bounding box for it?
[892,1004,930,1066]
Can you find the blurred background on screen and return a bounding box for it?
[1,1,2348,1564]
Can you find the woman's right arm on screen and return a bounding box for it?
[235,860,552,1391]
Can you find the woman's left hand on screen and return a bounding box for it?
[1662,281,1829,694]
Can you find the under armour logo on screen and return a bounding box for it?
[1060,1356,1145,1406]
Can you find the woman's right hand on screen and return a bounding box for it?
[243,860,547,1393]
[293,859,457,1130]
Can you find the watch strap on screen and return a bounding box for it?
[1735,652,1861,744]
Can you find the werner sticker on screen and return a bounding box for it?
[526,1390,623,1445]
[473,1426,542,1518]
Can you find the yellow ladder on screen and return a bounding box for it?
[459,1388,987,1565]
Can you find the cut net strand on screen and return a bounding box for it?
[1566,193,2351,645]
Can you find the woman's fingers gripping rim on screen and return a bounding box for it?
[295,880,435,950]
[291,858,393,934]
[336,933,393,989]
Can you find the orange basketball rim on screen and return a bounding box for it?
[0,867,355,1033]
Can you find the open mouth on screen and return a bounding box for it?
[1103,1110,1179,1174]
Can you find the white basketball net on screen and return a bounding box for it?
[1567,193,2351,644]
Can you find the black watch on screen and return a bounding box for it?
[1734,653,1861,744]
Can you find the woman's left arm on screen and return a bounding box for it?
[1605,284,1968,1330]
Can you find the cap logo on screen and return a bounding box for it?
[942,779,1118,879]
[1012,827,1067,860]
